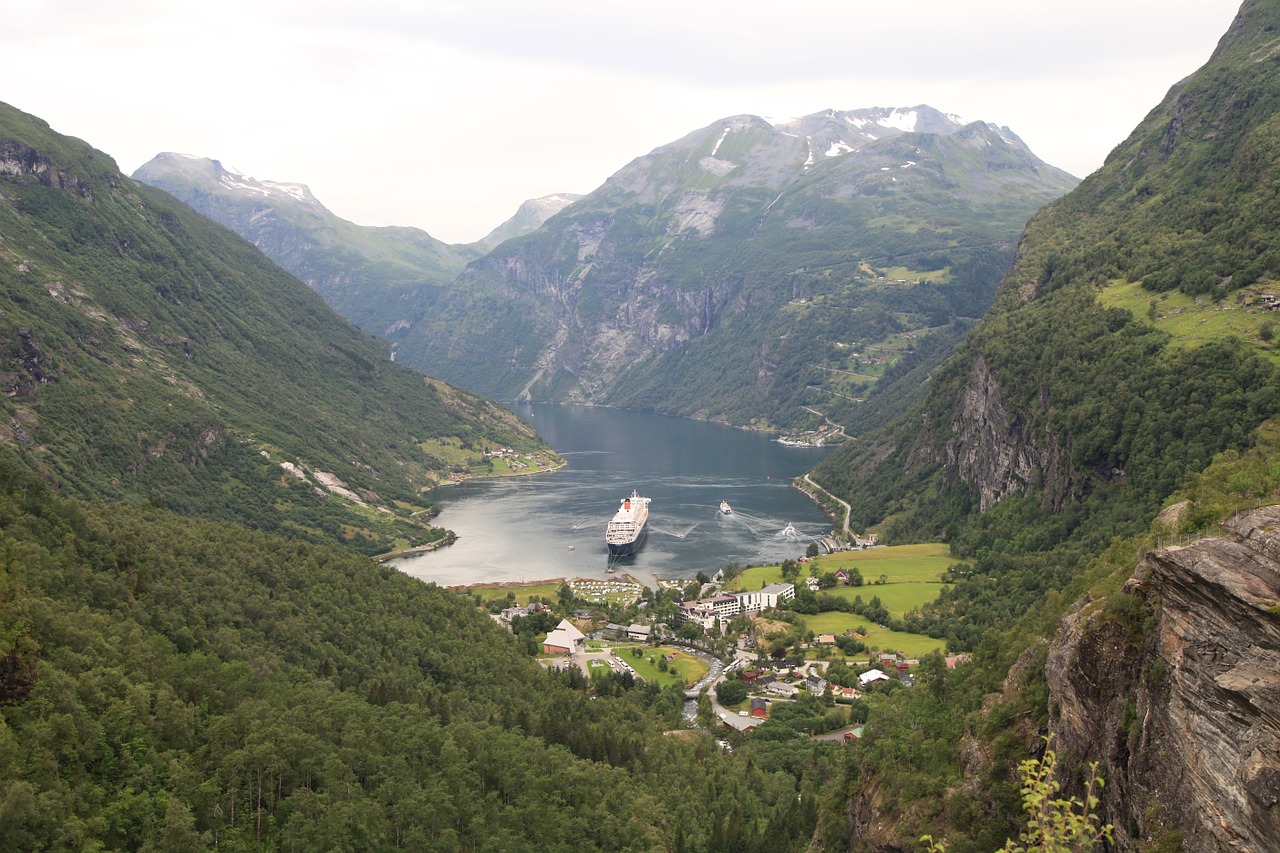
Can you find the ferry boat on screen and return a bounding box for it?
[606,490,650,556]
[719,500,733,515]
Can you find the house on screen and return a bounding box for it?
[749,697,769,719]
[804,675,828,696]
[805,576,820,591]
[765,681,798,698]
[858,668,891,686]
[834,570,850,584]
[626,624,651,642]
[836,686,863,701]
[815,634,836,646]
[542,619,587,655]
[945,654,972,669]
[604,623,628,639]
[753,674,776,689]
[742,668,763,683]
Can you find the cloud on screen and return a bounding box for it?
[0,0,1244,242]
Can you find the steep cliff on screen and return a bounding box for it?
[1047,505,1280,851]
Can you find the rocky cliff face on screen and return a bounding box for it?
[1047,505,1280,851]
[400,107,1075,427]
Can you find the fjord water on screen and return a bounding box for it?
[392,404,834,587]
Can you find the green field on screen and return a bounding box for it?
[726,543,961,591]
[1098,279,1280,364]
[804,612,944,658]
[724,544,955,658]
[620,645,708,688]
[819,583,941,618]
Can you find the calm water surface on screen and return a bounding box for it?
[392,404,834,587]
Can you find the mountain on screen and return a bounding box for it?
[132,153,483,337]
[477,192,583,250]
[391,105,1077,430]
[0,102,556,554]
[816,1,1280,848]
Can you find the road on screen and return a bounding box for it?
[803,473,852,538]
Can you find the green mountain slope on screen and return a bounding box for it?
[808,1,1280,848]
[132,153,483,337]
[815,0,1280,554]
[0,102,555,554]
[399,107,1077,430]
[0,456,830,851]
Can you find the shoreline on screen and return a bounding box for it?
[447,573,642,593]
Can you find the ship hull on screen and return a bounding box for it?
[607,525,647,557]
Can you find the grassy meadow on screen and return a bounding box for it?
[729,543,960,658]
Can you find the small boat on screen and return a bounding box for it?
[719,500,733,515]
[781,522,798,537]
[567,545,575,551]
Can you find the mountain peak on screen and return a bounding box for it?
[135,152,317,206]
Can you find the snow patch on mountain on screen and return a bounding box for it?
[878,108,918,132]
[710,125,732,158]
[825,141,855,157]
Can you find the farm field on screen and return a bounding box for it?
[820,583,941,619]
[725,543,958,659]
[803,612,944,658]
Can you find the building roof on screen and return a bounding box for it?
[760,583,794,596]
[543,619,587,652]
[858,668,891,685]
[626,623,651,635]
[554,619,586,641]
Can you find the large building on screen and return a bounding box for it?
[542,619,586,655]
[677,583,796,629]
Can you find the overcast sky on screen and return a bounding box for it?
[0,0,1245,244]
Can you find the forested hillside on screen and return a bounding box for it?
[0,102,554,554]
[0,455,835,850]
[810,1,1280,848]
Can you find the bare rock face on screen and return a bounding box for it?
[1046,505,1280,852]
[936,353,1083,511]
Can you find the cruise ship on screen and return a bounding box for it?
[605,490,650,556]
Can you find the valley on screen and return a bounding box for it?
[4,1,1280,850]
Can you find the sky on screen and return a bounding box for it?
[0,0,1246,244]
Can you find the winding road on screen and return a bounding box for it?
[802,473,852,538]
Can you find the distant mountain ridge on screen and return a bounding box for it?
[133,154,583,343]
[397,104,1077,429]
[478,192,583,250]
[133,152,484,338]
[0,102,554,553]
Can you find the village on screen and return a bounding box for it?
[466,542,969,740]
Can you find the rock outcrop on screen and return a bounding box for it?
[1047,505,1280,851]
